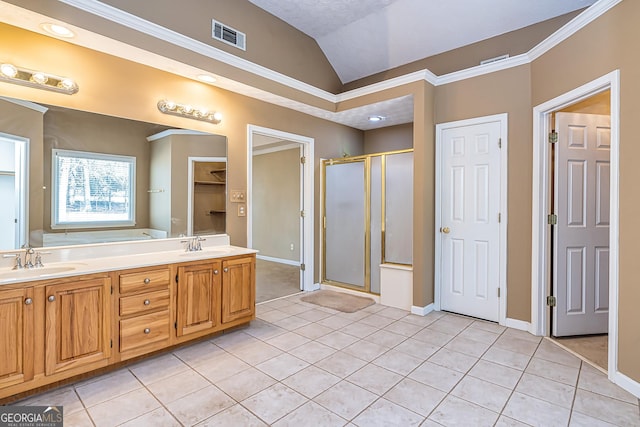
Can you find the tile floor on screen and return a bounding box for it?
[15,293,640,426]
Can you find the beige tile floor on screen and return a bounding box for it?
[15,293,640,426]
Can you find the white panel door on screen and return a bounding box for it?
[554,113,610,336]
[440,121,502,321]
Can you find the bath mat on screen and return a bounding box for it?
[301,290,375,313]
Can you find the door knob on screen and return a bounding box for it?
[24,298,32,305]
[441,226,451,234]
[48,295,55,302]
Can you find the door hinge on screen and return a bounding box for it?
[547,214,557,225]
[175,274,179,284]
[300,263,306,271]
[110,285,113,295]
[498,213,501,223]
[549,131,558,144]
[546,296,557,307]
[110,339,113,348]
[497,287,501,298]
[174,322,178,329]
[301,210,305,218]
[300,156,306,164]
[323,216,326,229]
[498,138,502,149]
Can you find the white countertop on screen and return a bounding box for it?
[0,234,257,286]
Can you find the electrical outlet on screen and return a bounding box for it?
[230,190,245,203]
[237,204,246,217]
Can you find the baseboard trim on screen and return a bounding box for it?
[504,317,531,332]
[256,254,299,267]
[411,303,434,316]
[612,370,640,398]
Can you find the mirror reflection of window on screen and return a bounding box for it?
[52,149,136,228]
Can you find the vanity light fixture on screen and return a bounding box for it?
[157,99,222,124]
[0,62,79,95]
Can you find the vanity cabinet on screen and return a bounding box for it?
[0,252,255,403]
[0,287,34,389]
[44,276,112,376]
[176,260,222,338]
[118,267,171,360]
[222,257,255,323]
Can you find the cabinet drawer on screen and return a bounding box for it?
[119,269,170,294]
[120,310,170,353]
[119,289,170,316]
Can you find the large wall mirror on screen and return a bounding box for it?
[0,97,227,250]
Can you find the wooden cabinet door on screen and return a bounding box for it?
[221,257,255,323]
[176,262,221,337]
[0,287,34,388]
[45,277,111,376]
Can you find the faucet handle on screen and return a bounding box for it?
[34,252,44,268]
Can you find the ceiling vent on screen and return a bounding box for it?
[212,19,246,51]
[480,54,509,66]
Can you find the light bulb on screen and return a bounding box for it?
[213,112,223,122]
[182,104,193,114]
[31,72,48,85]
[58,78,76,90]
[0,63,18,78]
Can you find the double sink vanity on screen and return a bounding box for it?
[0,234,256,402]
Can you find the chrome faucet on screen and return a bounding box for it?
[180,236,206,252]
[24,247,35,269]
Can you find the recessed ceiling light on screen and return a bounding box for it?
[368,115,385,122]
[41,23,75,38]
[197,74,217,84]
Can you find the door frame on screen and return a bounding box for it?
[0,133,29,249]
[531,70,620,376]
[186,156,227,236]
[247,125,316,292]
[434,113,509,325]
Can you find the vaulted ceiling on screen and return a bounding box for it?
[248,0,597,83]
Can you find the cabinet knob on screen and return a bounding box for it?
[48,295,55,302]
[144,299,151,306]
[143,278,151,284]
[223,268,228,273]
[144,328,151,334]
[24,298,32,305]
[214,269,219,275]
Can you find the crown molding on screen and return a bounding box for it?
[528,0,622,62]
[51,0,623,108]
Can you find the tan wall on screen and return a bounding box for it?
[252,148,301,261]
[530,0,640,384]
[0,23,363,283]
[364,123,413,154]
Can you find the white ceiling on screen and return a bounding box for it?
[249,0,598,83]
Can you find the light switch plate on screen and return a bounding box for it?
[230,190,246,203]
[237,204,246,217]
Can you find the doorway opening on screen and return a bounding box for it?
[187,157,227,236]
[532,71,619,378]
[0,133,29,250]
[247,125,314,303]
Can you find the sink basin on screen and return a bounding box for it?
[0,264,86,282]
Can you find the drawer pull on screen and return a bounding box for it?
[48,295,55,302]
[144,328,151,334]
[223,268,228,273]
[214,269,219,275]
[24,298,32,305]
[144,299,151,306]
[143,278,151,284]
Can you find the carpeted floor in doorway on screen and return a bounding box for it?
[301,290,375,313]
